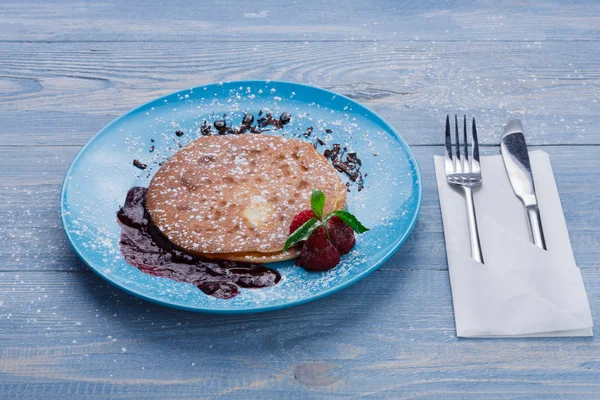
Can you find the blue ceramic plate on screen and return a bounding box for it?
[61,81,421,313]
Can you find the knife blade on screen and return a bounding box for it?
[500,120,547,250]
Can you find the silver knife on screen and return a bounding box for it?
[500,120,547,250]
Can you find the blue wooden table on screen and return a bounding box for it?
[2,1,600,398]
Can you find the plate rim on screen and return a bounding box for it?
[60,80,422,314]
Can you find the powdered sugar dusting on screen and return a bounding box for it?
[146,135,345,254]
[60,81,420,311]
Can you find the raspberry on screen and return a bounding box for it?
[289,209,316,233]
[327,216,356,255]
[297,227,340,271]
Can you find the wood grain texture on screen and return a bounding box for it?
[2,0,600,398]
[0,268,599,399]
[1,0,599,42]
[2,39,600,146]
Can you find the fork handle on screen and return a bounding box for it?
[462,186,484,264]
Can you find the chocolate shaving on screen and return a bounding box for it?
[149,145,155,153]
[201,120,211,136]
[325,129,333,133]
[133,159,147,170]
[258,113,283,129]
[197,110,291,137]
[322,143,365,191]
[347,152,362,166]
[316,138,326,146]
[175,130,184,137]
[239,113,262,134]
[323,143,341,159]
[303,126,314,137]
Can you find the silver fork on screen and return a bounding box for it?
[445,115,484,264]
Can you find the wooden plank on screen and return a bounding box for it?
[1,111,115,147]
[1,145,599,272]
[1,40,600,146]
[0,268,598,399]
[1,0,599,42]
[1,1,599,397]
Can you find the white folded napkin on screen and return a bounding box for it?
[434,150,593,338]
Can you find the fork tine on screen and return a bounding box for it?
[471,117,481,174]
[463,114,469,172]
[444,115,454,173]
[454,114,462,172]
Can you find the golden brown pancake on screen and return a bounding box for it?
[146,134,346,262]
[199,192,346,263]
[202,248,301,263]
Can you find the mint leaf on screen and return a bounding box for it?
[282,217,320,251]
[311,189,326,219]
[325,210,369,234]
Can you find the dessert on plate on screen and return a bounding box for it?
[145,134,347,263]
[117,111,368,298]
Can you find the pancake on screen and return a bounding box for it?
[146,134,347,262]
[199,192,347,263]
[202,248,301,263]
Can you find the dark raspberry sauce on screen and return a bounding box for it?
[117,186,281,300]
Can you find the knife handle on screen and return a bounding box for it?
[527,206,547,250]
